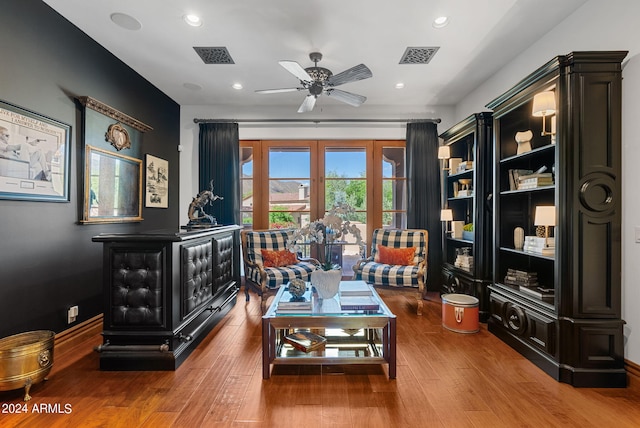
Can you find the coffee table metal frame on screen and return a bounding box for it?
[262,281,397,379]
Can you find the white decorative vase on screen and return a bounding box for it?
[311,269,342,299]
[514,227,525,250]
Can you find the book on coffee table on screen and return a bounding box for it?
[282,330,327,353]
[339,281,373,296]
[339,295,380,311]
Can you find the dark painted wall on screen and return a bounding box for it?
[0,0,180,337]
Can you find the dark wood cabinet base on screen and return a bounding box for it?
[93,226,242,371]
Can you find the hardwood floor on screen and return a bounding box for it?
[2,288,640,427]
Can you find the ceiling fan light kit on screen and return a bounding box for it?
[256,52,372,113]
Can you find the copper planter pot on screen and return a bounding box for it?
[0,330,55,401]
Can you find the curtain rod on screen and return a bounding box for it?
[193,118,441,124]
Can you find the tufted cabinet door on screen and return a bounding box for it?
[212,233,235,297]
[110,250,164,326]
[181,240,214,320]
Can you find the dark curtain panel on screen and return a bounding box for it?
[406,121,442,292]
[198,122,240,225]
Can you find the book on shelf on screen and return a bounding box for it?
[339,281,373,296]
[518,176,554,189]
[282,330,327,353]
[519,285,555,303]
[524,247,555,256]
[523,236,555,255]
[504,268,538,287]
[524,236,555,247]
[518,172,553,181]
[339,295,380,311]
[508,169,534,191]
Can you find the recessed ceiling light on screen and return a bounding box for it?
[433,16,449,28]
[110,13,142,31]
[183,82,202,91]
[183,14,202,27]
[232,83,243,90]
[395,82,405,89]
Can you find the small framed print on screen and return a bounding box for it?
[145,154,168,208]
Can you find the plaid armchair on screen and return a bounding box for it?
[241,229,317,312]
[352,228,428,315]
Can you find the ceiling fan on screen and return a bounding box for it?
[255,52,373,113]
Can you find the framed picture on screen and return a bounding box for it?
[0,100,71,202]
[145,154,168,208]
[80,145,143,223]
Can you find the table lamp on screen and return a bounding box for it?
[532,91,557,138]
[534,205,556,240]
[438,145,451,171]
[441,208,453,234]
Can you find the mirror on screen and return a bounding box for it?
[81,145,142,223]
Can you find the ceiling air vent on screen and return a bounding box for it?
[399,47,439,64]
[193,47,235,64]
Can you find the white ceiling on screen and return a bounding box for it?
[43,0,587,120]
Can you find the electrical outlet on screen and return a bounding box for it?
[67,305,78,324]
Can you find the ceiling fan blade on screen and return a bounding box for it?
[297,95,317,113]
[325,89,366,107]
[279,60,313,82]
[255,87,303,94]
[326,64,372,87]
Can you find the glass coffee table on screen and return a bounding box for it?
[262,281,397,379]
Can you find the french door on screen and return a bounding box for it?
[240,140,406,262]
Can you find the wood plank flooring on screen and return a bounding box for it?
[2,288,640,427]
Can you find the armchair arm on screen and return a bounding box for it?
[299,257,321,267]
[351,256,374,276]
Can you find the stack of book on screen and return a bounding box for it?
[523,236,555,256]
[276,288,313,313]
[503,268,538,288]
[507,169,533,190]
[454,253,474,271]
[282,330,327,353]
[518,172,554,189]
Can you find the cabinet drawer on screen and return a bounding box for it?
[490,292,557,357]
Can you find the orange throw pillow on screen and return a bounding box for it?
[374,245,416,266]
[261,249,298,267]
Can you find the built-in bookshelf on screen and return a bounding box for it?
[486,51,627,387]
[439,112,492,321]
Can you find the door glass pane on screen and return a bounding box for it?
[382,146,406,229]
[325,148,366,177]
[324,147,366,275]
[382,147,405,178]
[269,147,310,229]
[269,148,310,178]
[240,146,253,227]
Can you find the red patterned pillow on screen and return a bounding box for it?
[261,249,299,267]
[374,245,416,266]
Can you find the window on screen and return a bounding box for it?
[240,139,406,257]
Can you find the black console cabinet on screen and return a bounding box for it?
[486,52,627,387]
[93,225,241,370]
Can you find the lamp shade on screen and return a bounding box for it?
[440,209,453,222]
[532,91,556,117]
[437,145,451,159]
[534,206,556,226]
